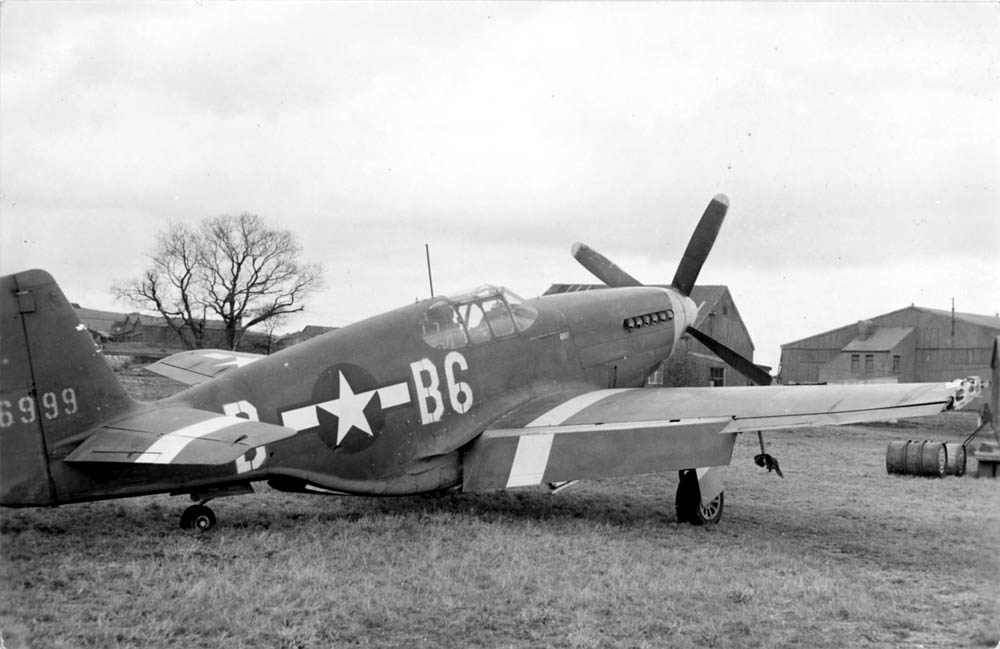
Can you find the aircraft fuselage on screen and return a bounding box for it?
[146,285,689,497]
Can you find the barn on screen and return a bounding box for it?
[73,305,274,360]
[779,306,1000,384]
[275,325,338,351]
[544,284,762,387]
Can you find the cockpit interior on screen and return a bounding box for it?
[419,285,538,349]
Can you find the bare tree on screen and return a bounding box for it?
[114,213,324,351]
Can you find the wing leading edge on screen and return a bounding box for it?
[462,378,982,492]
[145,349,264,386]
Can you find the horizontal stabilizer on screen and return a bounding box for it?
[146,349,264,386]
[64,406,294,465]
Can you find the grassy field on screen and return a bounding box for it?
[1,370,998,648]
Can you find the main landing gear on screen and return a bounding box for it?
[674,434,784,525]
[180,504,217,531]
[675,469,724,525]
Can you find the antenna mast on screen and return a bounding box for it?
[425,243,434,298]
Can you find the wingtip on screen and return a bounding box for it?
[571,242,585,257]
[712,193,729,207]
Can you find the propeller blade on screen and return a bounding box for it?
[671,194,729,297]
[687,325,772,386]
[571,242,643,287]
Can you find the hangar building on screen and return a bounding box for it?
[545,284,761,387]
[779,306,1000,384]
[73,305,273,360]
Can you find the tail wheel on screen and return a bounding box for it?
[180,504,217,531]
[675,469,724,525]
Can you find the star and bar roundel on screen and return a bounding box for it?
[278,364,411,453]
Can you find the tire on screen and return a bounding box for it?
[675,470,724,525]
[180,504,217,531]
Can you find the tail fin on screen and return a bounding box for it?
[1,269,135,505]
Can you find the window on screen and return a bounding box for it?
[864,354,874,372]
[419,301,469,350]
[892,355,901,373]
[850,354,860,372]
[480,297,516,338]
[709,367,725,387]
[419,285,538,349]
[461,302,490,344]
[502,289,539,333]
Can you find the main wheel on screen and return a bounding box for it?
[675,470,724,525]
[180,504,217,531]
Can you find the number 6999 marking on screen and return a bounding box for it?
[0,388,79,428]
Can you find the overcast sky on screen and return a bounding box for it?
[2,2,997,369]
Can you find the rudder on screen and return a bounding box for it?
[1,269,135,505]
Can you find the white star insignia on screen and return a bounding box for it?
[278,372,412,447]
[203,352,259,368]
[317,371,376,445]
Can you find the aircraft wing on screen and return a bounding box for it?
[462,378,982,491]
[63,406,294,465]
[145,349,265,386]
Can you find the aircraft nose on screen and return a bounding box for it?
[676,294,699,331]
[669,292,699,352]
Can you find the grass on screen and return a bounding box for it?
[1,370,998,648]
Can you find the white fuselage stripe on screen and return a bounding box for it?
[281,405,320,431]
[377,382,411,409]
[505,389,633,487]
[133,416,241,464]
[279,381,411,432]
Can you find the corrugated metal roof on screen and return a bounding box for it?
[842,327,914,352]
[913,307,1000,331]
[781,305,1000,348]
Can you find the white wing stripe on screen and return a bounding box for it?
[506,433,555,487]
[505,389,633,487]
[133,416,243,464]
[525,389,633,427]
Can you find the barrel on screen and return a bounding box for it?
[906,440,947,478]
[944,442,966,476]
[885,440,947,478]
[885,440,908,474]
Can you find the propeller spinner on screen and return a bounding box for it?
[572,194,772,386]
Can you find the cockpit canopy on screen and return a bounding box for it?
[419,285,538,349]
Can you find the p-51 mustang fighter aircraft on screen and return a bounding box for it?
[1,195,988,530]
